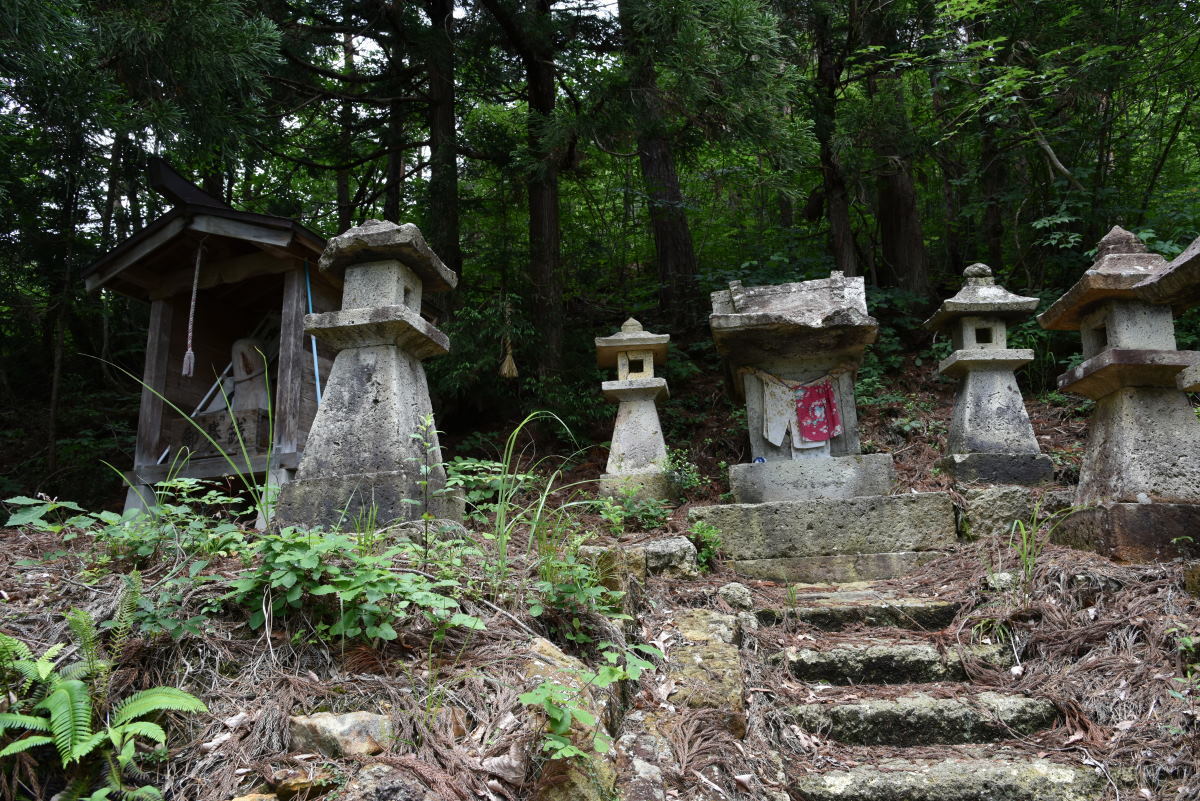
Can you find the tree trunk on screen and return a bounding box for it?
[980,119,1005,269]
[526,46,563,373]
[384,101,403,222]
[617,0,699,324]
[811,6,857,276]
[424,0,463,276]
[876,158,929,296]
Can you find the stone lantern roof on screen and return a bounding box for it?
[709,272,878,364]
[1038,227,1168,331]
[923,264,1038,332]
[1134,233,1200,308]
[317,219,457,293]
[595,318,669,368]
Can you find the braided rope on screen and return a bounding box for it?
[181,238,205,377]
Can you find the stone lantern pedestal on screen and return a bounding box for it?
[689,274,956,582]
[275,220,459,529]
[924,264,1053,485]
[1040,227,1200,560]
[596,319,672,499]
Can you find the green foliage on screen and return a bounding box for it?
[223,526,484,644]
[664,449,704,498]
[0,602,205,799]
[686,520,722,572]
[444,456,537,524]
[592,487,670,535]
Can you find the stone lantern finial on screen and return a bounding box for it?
[621,318,644,333]
[1096,225,1148,259]
[963,263,994,285]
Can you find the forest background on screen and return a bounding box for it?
[2,0,1199,507]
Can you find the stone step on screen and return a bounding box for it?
[787,689,1057,745]
[757,583,961,631]
[790,752,1103,801]
[688,493,957,582]
[776,640,1008,685]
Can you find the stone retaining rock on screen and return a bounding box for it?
[289,711,391,757]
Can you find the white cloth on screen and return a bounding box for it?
[759,374,826,453]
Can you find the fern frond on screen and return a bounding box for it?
[59,661,94,681]
[55,775,96,801]
[111,687,206,725]
[0,712,52,733]
[0,734,54,757]
[69,728,107,762]
[111,720,166,745]
[33,678,92,766]
[110,572,141,654]
[65,609,102,680]
[0,633,33,663]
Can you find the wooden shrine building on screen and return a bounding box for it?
[84,159,338,512]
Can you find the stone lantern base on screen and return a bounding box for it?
[938,453,1054,485]
[728,454,895,503]
[1052,502,1200,563]
[274,470,463,531]
[598,470,674,501]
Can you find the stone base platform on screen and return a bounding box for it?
[1052,502,1200,562]
[939,452,1054,485]
[688,492,955,582]
[728,454,895,503]
[274,470,462,531]
[598,469,674,501]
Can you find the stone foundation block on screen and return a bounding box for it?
[689,492,956,562]
[733,551,945,583]
[939,452,1054,485]
[728,454,895,503]
[957,485,1074,540]
[598,470,673,501]
[274,470,462,531]
[1052,502,1200,562]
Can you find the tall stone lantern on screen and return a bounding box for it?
[275,220,459,529]
[924,264,1053,484]
[596,319,672,499]
[1039,227,1200,560]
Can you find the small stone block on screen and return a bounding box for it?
[728,454,895,503]
[937,348,1034,379]
[939,453,1054,485]
[1052,503,1200,562]
[1179,363,1200,392]
[304,305,449,358]
[598,471,673,501]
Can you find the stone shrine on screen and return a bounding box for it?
[1039,227,1200,560]
[708,274,894,502]
[595,319,672,499]
[924,264,1053,484]
[690,274,956,583]
[274,220,459,529]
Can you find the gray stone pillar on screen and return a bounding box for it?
[274,220,458,530]
[596,319,672,499]
[1040,227,1200,561]
[924,264,1053,484]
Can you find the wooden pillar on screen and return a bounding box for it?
[124,298,173,512]
[274,266,306,459]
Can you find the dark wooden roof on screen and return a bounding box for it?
[84,158,327,301]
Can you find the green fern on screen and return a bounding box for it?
[66,608,103,688]
[112,687,207,725]
[0,733,54,758]
[35,679,93,766]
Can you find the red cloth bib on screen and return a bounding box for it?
[794,380,842,442]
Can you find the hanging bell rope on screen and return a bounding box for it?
[181,236,208,377]
[498,297,518,379]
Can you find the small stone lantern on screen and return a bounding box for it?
[275,220,459,529]
[923,264,1052,484]
[1039,226,1200,560]
[595,318,671,499]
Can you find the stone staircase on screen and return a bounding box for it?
[761,583,1106,801]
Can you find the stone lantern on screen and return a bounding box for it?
[923,264,1052,484]
[707,273,894,501]
[275,220,459,529]
[1038,226,1200,560]
[595,319,672,499]
[688,273,957,584]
